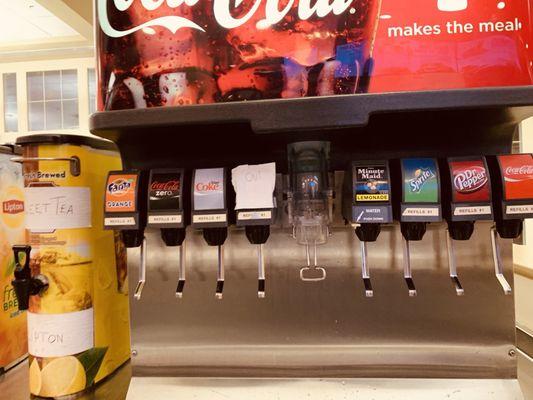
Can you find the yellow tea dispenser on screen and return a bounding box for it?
[0,144,27,374]
[11,134,130,398]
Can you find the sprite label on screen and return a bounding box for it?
[402,158,439,203]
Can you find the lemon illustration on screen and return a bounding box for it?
[29,358,42,396]
[39,356,86,397]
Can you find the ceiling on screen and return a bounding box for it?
[0,0,94,61]
[0,0,78,43]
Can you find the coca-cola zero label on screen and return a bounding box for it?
[149,171,182,211]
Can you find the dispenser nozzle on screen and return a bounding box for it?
[216,245,224,299]
[445,229,464,296]
[134,237,147,300]
[402,238,417,297]
[490,226,512,295]
[11,245,49,311]
[361,241,373,297]
[175,243,186,299]
[258,244,266,298]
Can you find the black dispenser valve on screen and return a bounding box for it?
[11,245,48,311]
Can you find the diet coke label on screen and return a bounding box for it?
[98,0,356,37]
[193,168,225,211]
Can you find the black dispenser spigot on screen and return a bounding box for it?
[232,162,276,298]
[11,245,48,311]
[395,158,442,297]
[343,160,393,297]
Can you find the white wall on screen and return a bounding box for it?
[513,117,533,270]
[0,57,95,144]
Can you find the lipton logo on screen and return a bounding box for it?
[108,179,133,196]
[2,199,24,215]
[453,167,487,193]
[196,181,220,192]
[504,165,533,182]
[151,180,180,191]
[409,168,435,193]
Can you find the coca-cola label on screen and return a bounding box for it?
[2,199,24,215]
[105,174,138,213]
[402,158,439,203]
[149,171,182,211]
[498,154,533,201]
[98,0,356,38]
[450,159,490,203]
[194,168,225,210]
[354,164,390,202]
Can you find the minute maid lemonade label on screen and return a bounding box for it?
[355,165,390,202]
[0,150,27,372]
[22,141,129,398]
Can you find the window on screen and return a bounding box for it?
[88,68,97,115]
[27,70,79,131]
[3,73,18,132]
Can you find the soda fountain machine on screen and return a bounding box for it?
[89,0,533,398]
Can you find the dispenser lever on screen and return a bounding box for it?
[299,241,327,282]
[216,245,225,299]
[175,243,186,299]
[402,238,417,297]
[134,237,147,300]
[257,244,266,298]
[490,226,512,295]
[361,241,373,297]
[445,230,464,296]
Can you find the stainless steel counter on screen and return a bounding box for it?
[1,356,532,400]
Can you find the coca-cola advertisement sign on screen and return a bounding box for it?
[149,171,182,211]
[450,159,490,203]
[96,0,532,110]
[498,154,533,201]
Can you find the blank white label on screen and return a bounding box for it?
[104,216,135,226]
[148,215,182,224]
[28,309,94,357]
[506,205,533,215]
[193,214,226,223]
[454,206,491,216]
[402,207,439,217]
[238,211,272,220]
[25,187,91,230]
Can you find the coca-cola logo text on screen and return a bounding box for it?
[98,0,355,37]
[108,179,133,196]
[151,180,180,192]
[453,167,487,193]
[2,200,24,215]
[504,165,533,182]
[196,181,221,192]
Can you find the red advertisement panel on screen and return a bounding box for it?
[498,154,533,200]
[450,159,491,203]
[96,0,533,110]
